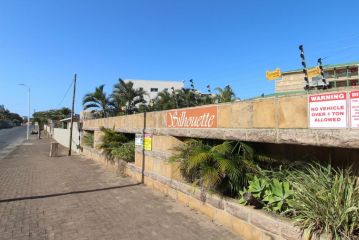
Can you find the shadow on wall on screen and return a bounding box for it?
[252,142,359,176]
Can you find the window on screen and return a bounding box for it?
[150,88,158,92]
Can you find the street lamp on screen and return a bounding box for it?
[18,84,30,141]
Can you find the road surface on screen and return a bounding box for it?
[0,125,30,159]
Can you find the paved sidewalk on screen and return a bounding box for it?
[0,138,240,240]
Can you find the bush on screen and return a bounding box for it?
[239,176,294,215]
[82,133,94,148]
[99,127,129,160]
[287,164,359,239]
[170,140,260,197]
[111,141,135,162]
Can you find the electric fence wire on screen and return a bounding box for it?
[56,79,74,108]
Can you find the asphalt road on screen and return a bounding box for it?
[0,125,30,159]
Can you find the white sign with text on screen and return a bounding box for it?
[350,90,359,128]
[309,92,347,129]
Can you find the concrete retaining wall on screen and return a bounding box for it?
[53,123,80,153]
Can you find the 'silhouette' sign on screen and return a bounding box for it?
[166,106,218,128]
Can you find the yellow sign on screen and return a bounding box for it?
[266,68,281,80]
[144,134,152,151]
[307,66,321,78]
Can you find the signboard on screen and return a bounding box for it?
[166,106,217,128]
[135,134,143,146]
[265,68,281,80]
[308,92,347,129]
[144,134,152,151]
[350,90,359,128]
[307,66,321,78]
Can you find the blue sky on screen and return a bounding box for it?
[1,0,359,116]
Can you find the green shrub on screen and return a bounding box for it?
[287,164,359,239]
[170,140,259,197]
[82,133,94,148]
[99,127,129,160]
[239,176,294,215]
[111,141,135,162]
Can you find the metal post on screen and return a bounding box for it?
[68,74,77,156]
[18,84,30,140]
[27,87,30,141]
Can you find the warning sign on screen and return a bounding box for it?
[144,134,152,151]
[350,90,359,128]
[308,92,347,129]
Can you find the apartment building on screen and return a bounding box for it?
[124,79,184,102]
[275,62,359,93]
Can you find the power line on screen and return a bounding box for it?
[56,79,74,108]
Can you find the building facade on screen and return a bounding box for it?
[124,79,184,102]
[275,62,359,93]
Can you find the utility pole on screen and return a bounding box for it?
[68,74,77,156]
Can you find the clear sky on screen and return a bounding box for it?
[1,0,359,116]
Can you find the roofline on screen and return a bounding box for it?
[282,61,359,74]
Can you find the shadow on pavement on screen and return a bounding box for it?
[0,183,141,203]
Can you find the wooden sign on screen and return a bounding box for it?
[166,106,218,128]
[266,68,281,80]
[307,66,321,78]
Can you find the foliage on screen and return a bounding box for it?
[287,164,359,239]
[111,141,135,162]
[111,79,147,114]
[215,85,236,103]
[99,127,128,160]
[32,107,71,127]
[239,176,294,214]
[170,140,260,197]
[82,133,94,148]
[83,85,113,117]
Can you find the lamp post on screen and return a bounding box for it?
[18,84,30,141]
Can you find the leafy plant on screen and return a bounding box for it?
[239,176,293,214]
[170,140,260,197]
[111,141,135,162]
[262,179,293,214]
[287,164,359,239]
[82,133,94,148]
[99,127,128,160]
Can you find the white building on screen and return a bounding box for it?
[124,79,184,102]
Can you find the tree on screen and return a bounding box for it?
[215,85,236,103]
[176,88,200,108]
[111,79,147,114]
[82,85,112,117]
[152,89,177,111]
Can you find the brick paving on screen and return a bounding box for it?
[0,138,240,240]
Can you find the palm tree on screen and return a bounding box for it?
[170,140,259,197]
[83,85,112,117]
[152,89,177,111]
[215,85,236,103]
[176,88,200,108]
[111,79,147,114]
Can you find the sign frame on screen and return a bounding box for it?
[308,91,348,129]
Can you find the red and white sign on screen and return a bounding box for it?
[166,106,218,128]
[350,90,359,128]
[308,92,348,129]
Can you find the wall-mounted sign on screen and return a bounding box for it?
[350,90,359,128]
[166,106,218,128]
[265,68,281,80]
[135,133,143,146]
[307,66,321,78]
[308,92,347,129]
[144,134,152,151]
